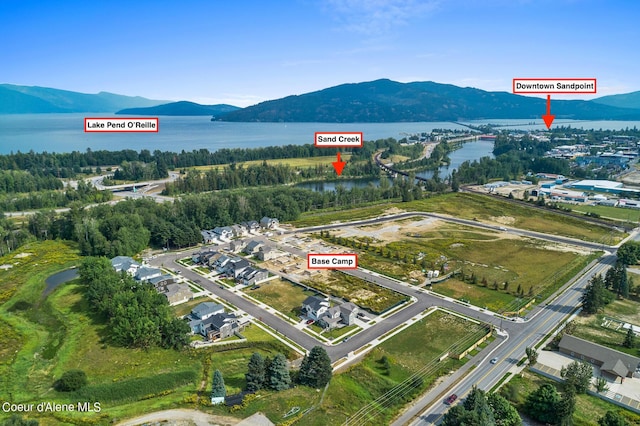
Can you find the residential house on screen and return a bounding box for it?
[110,256,141,275]
[162,283,192,305]
[558,334,640,380]
[187,302,225,334]
[201,230,217,244]
[242,221,260,233]
[244,240,263,255]
[231,224,248,238]
[213,254,233,273]
[338,302,359,326]
[238,267,268,286]
[302,296,330,320]
[228,258,250,279]
[260,216,279,229]
[317,302,360,329]
[258,245,278,261]
[148,274,176,289]
[229,240,246,253]
[192,249,217,264]
[213,226,234,241]
[135,266,163,282]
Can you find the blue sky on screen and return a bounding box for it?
[1,0,638,106]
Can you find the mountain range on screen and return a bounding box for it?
[116,101,240,116]
[217,79,640,122]
[3,81,640,122]
[0,84,168,114]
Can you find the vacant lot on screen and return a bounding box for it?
[249,278,318,319]
[293,192,623,243]
[192,154,354,171]
[303,271,408,314]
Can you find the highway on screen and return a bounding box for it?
[399,254,617,426]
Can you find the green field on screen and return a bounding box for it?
[560,202,640,224]
[294,192,624,244]
[0,242,301,425]
[192,154,355,171]
[320,220,595,312]
[501,370,640,425]
[248,278,318,320]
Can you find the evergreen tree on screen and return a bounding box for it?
[581,274,608,315]
[556,385,576,426]
[298,346,333,388]
[487,393,522,426]
[599,411,629,426]
[623,327,635,349]
[245,352,266,392]
[210,369,226,402]
[525,383,560,424]
[267,353,291,391]
[561,361,593,394]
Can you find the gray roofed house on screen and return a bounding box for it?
[200,312,244,341]
[228,258,250,278]
[201,230,217,244]
[230,224,247,238]
[243,220,260,233]
[244,240,263,255]
[339,302,359,326]
[302,296,330,320]
[260,216,279,229]
[163,283,192,306]
[558,334,640,378]
[110,256,141,275]
[238,267,268,286]
[191,302,225,320]
[258,245,277,261]
[149,274,176,289]
[229,240,246,253]
[213,226,233,240]
[135,266,163,282]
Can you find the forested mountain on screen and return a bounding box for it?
[217,79,640,122]
[116,101,239,116]
[593,90,640,110]
[0,84,167,113]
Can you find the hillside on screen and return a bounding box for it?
[593,91,640,110]
[218,79,640,123]
[116,101,240,116]
[0,84,168,113]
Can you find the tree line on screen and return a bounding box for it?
[0,180,112,212]
[78,256,190,349]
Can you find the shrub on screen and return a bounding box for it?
[54,369,87,392]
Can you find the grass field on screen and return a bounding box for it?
[560,202,640,223]
[298,310,484,425]
[192,154,354,171]
[248,278,318,320]
[0,242,303,425]
[293,192,623,244]
[501,370,640,425]
[320,220,594,312]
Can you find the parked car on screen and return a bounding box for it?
[306,319,314,325]
[444,394,458,405]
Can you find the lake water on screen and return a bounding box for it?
[0,114,468,154]
[295,139,496,191]
[1,114,639,155]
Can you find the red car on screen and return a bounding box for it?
[444,394,458,405]
[306,319,314,325]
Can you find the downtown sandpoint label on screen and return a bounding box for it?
[512,78,596,94]
[85,117,159,132]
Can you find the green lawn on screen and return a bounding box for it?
[248,278,317,320]
[501,370,640,425]
[192,154,354,171]
[560,202,640,224]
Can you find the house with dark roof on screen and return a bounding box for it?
[231,224,248,238]
[200,313,242,341]
[258,245,278,261]
[229,240,246,253]
[162,283,192,306]
[244,240,264,255]
[149,274,176,289]
[213,226,233,241]
[187,302,225,334]
[201,230,217,244]
[238,267,268,286]
[317,302,360,329]
[110,256,141,275]
[559,334,640,379]
[135,266,163,282]
[227,258,250,279]
[302,296,330,320]
[242,221,260,233]
[260,216,279,229]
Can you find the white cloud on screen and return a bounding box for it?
[323,0,440,34]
